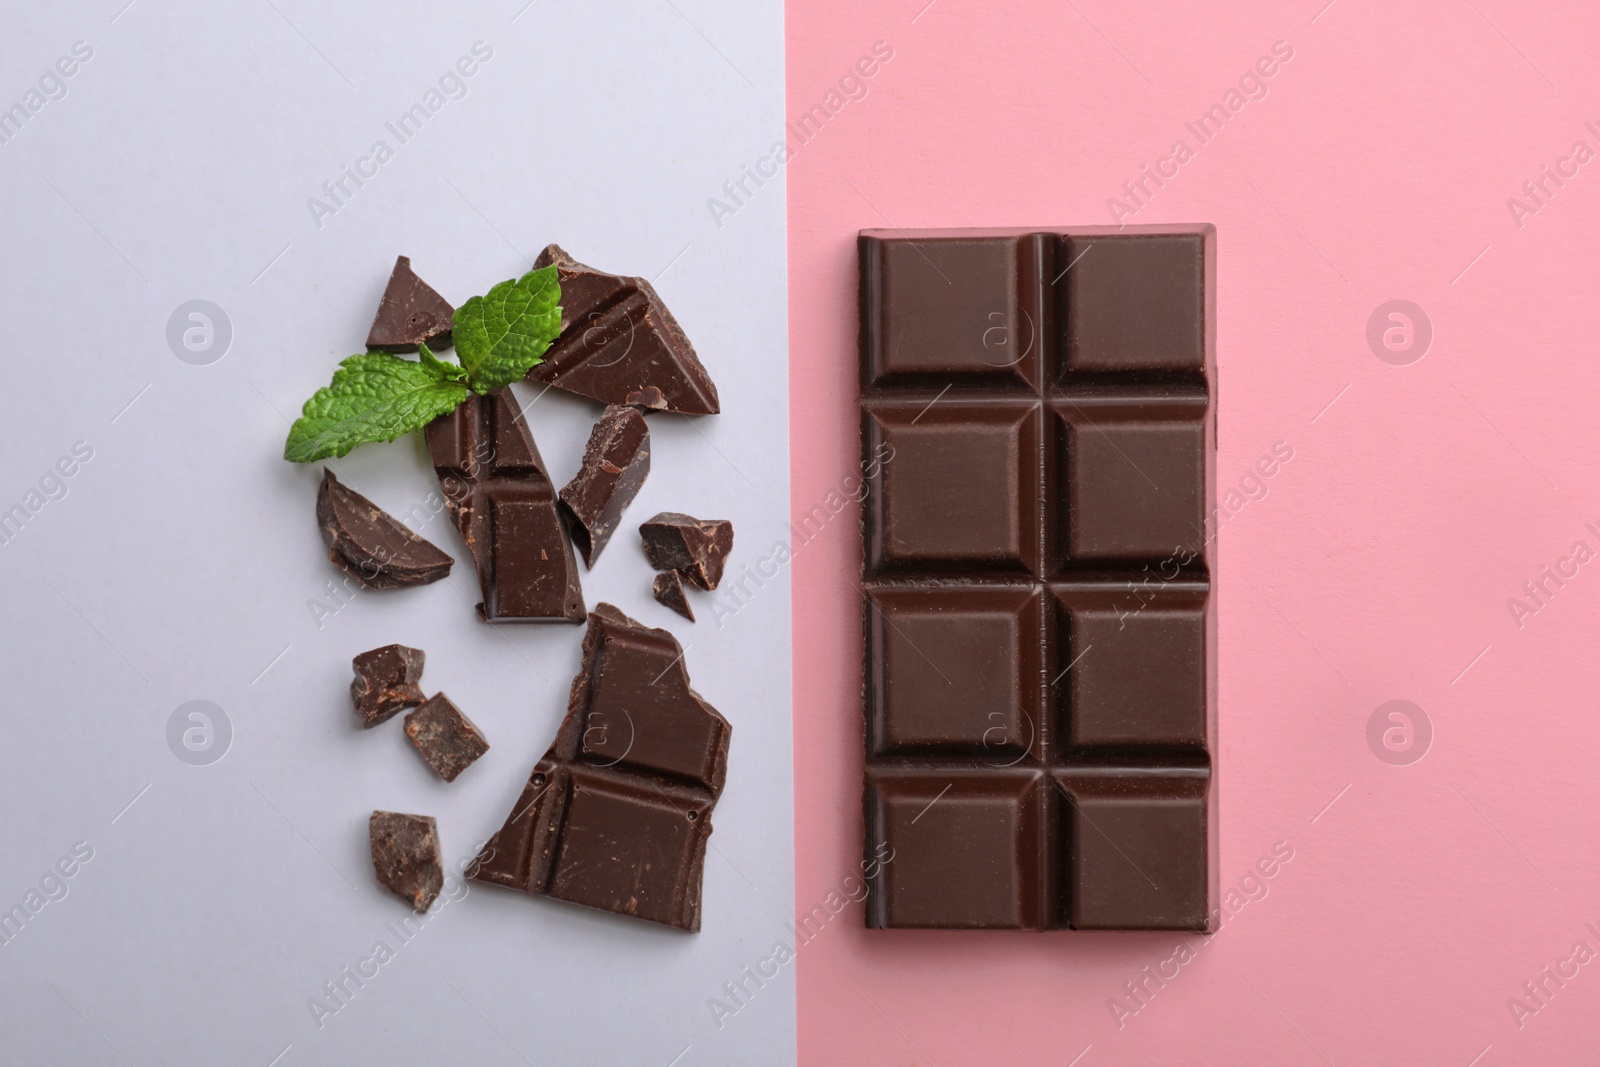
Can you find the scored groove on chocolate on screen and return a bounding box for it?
[859,226,1218,932]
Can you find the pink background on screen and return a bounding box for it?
[787,1,1600,1063]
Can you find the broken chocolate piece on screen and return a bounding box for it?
[350,644,426,728]
[366,255,454,352]
[316,469,454,590]
[404,693,490,782]
[559,405,651,567]
[652,570,694,621]
[369,811,443,913]
[425,390,585,622]
[525,244,720,415]
[639,512,734,591]
[469,603,730,931]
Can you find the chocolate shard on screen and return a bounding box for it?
[469,603,730,931]
[525,244,720,415]
[316,469,454,590]
[350,644,426,728]
[559,405,651,567]
[425,390,585,622]
[639,512,734,591]
[652,570,694,621]
[369,811,443,913]
[366,255,454,353]
[404,693,490,782]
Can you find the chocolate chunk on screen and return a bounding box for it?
[559,405,651,567]
[469,603,730,931]
[652,570,693,621]
[350,644,426,728]
[366,255,454,353]
[639,512,733,591]
[316,469,453,590]
[404,693,489,782]
[425,390,585,622]
[859,227,1217,931]
[525,244,720,415]
[369,811,443,913]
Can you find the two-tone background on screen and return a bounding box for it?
[4,0,1600,1064]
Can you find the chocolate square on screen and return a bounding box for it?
[1052,584,1208,748]
[866,584,1042,760]
[1054,400,1206,562]
[867,774,1043,929]
[546,773,704,927]
[1057,775,1209,930]
[864,398,1042,573]
[1059,233,1207,374]
[862,234,1048,389]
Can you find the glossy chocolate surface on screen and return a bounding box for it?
[425,390,585,622]
[559,404,651,567]
[859,226,1217,931]
[525,245,720,415]
[469,604,729,931]
[366,255,454,353]
[316,469,453,590]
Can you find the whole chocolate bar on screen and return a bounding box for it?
[425,390,585,622]
[469,603,729,931]
[859,226,1217,931]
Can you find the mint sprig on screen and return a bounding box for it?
[283,267,561,462]
[453,264,561,393]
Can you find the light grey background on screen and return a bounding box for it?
[0,2,793,1064]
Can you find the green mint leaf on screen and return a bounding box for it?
[418,341,468,382]
[284,353,470,462]
[453,265,562,394]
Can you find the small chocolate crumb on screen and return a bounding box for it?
[639,512,734,590]
[317,469,453,590]
[404,693,490,782]
[369,811,443,913]
[653,570,694,621]
[350,644,426,728]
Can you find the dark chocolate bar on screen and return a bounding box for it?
[469,603,729,931]
[525,245,720,415]
[425,390,585,622]
[859,226,1217,931]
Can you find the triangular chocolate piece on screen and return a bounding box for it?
[469,604,729,930]
[525,244,720,415]
[366,255,454,352]
[424,390,584,622]
[652,570,694,621]
[316,470,453,589]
